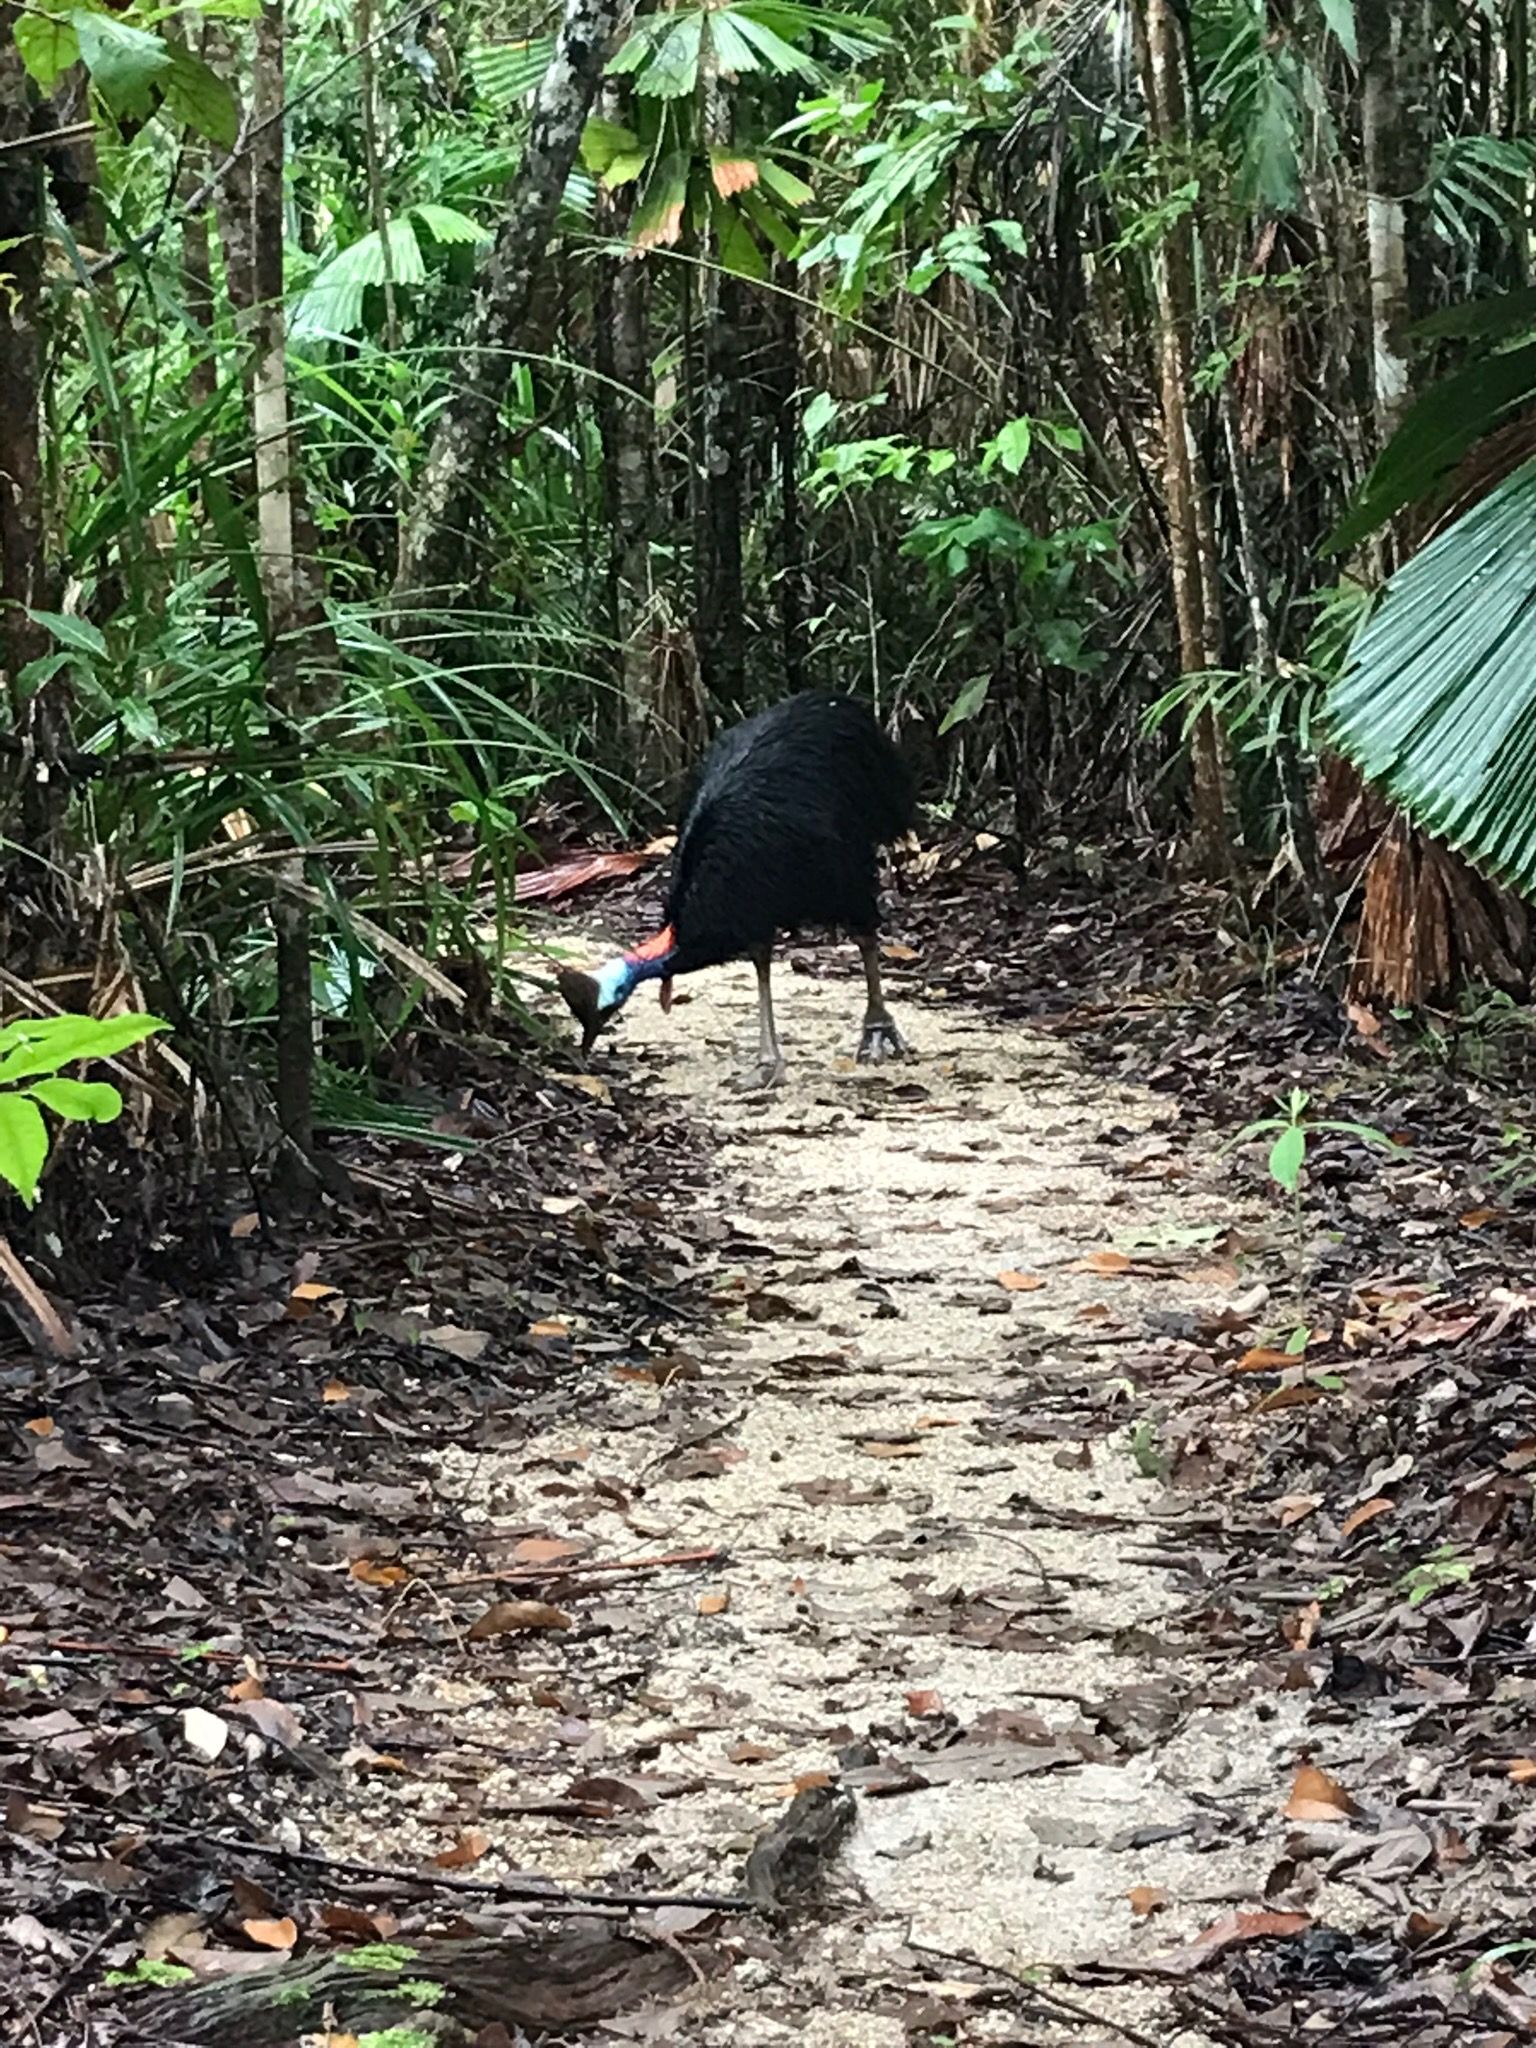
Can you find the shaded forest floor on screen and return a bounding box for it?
[5,849,1536,2046]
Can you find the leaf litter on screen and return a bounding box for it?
[6,856,1536,2044]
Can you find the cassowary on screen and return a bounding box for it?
[557,693,914,1087]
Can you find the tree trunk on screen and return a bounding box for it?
[393,0,629,620]
[250,0,319,1200]
[1357,0,1432,441]
[1136,0,1231,877]
[767,266,808,694]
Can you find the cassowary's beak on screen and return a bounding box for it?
[556,967,614,1054]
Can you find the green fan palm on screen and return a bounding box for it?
[1326,455,1536,896]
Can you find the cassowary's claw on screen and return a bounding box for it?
[731,1056,787,1093]
[856,1017,909,1064]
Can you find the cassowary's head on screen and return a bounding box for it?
[556,957,633,1053]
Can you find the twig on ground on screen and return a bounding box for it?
[40,1640,355,1674]
[0,1233,76,1357]
[904,1937,1164,2048]
[441,1544,726,1590]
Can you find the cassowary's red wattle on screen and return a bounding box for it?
[558,693,914,1084]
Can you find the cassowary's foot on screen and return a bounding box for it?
[856,1016,909,1064]
[731,1055,788,1093]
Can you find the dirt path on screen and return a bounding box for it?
[315,949,1364,2042]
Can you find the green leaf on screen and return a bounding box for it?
[579,115,641,178]
[291,219,426,338]
[160,41,237,147]
[27,609,105,659]
[13,10,80,92]
[411,203,490,247]
[1415,285,1536,343]
[982,416,1033,476]
[72,11,172,119]
[713,198,767,281]
[758,159,815,210]
[1326,455,1536,899]
[0,1013,166,1087]
[26,1077,124,1124]
[0,1095,50,1207]
[1317,0,1357,62]
[1326,341,1536,553]
[469,36,554,107]
[938,673,990,735]
[1268,1123,1306,1193]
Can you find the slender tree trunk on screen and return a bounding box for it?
[767,268,807,694]
[1136,0,1231,876]
[250,1,319,1200]
[1357,0,1432,442]
[692,77,747,706]
[393,0,628,620]
[0,20,48,722]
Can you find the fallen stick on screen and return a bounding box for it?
[0,1232,76,1357]
[441,1544,726,1589]
[904,1937,1164,2048]
[41,1639,356,1674]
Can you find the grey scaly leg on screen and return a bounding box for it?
[855,933,909,1063]
[741,948,787,1090]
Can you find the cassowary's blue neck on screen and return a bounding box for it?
[593,927,677,1010]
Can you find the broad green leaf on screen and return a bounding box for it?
[1327,456,1536,899]
[939,673,990,735]
[629,153,689,250]
[26,1078,124,1124]
[1416,285,1536,343]
[13,10,79,92]
[580,115,641,179]
[1317,0,1357,61]
[1326,341,1536,553]
[1268,1124,1306,1193]
[0,1012,166,1086]
[161,42,238,148]
[632,13,704,96]
[983,416,1033,477]
[72,11,172,119]
[27,609,105,659]
[713,198,767,281]
[0,1095,50,1207]
[291,219,426,338]
[758,159,815,209]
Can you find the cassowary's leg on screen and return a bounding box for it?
[855,934,909,1063]
[740,948,787,1090]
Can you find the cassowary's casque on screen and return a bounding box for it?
[557,693,914,1086]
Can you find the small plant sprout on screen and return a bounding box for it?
[1231,1088,1401,1310]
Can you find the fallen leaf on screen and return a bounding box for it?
[860,1440,924,1458]
[22,1417,54,1438]
[1507,1758,1536,1785]
[350,1557,408,1588]
[1128,1885,1169,1917]
[528,1319,570,1342]
[1340,1496,1394,1540]
[1277,1494,1322,1527]
[286,1282,343,1320]
[996,1271,1045,1292]
[322,1380,351,1404]
[728,1741,779,1764]
[424,1324,490,1361]
[697,1590,730,1615]
[540,1195,585,1217]
[1073,1249,1132,1276]
[563,1073,612,1104]
[906,1689,944,1718]
[1282,1601,1321,1650]
[1255,1383,1325,1411]
[790,1771,835,1794]
[233,1696,304,1749]
[1460,1208,1500,1228]
[242,1916,297,1952]
[1138,1909,1312,1978]
[319,1904,399,1942]
[229,1211,260,1239]
[881,942,919,962]
[433,1830,490,1869]
[1236,1347,1298,1373]
[511,1537,585,1567]
[182,1707,230,1764]
[467,1600,571,1641]
[1284,1762,1359,1822]
[142,1911,206,1960]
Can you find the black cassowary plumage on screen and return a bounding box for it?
[664,691,914,970]
[558,694,914,1085]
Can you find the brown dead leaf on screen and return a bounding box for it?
[860,1439,924,1458]
[1284,1762,1360,1822]
[229,1211,260,1240]
[728,1741,779,1764]
[22,1416,54,1438]
[1459,1207,1501,1228]
[467,1600,571,1641]
[790,1771,835,1794]
[1506,1758,1536,1785]
[241,1916,298,1951]
[996,1271,1045,1292]
[1236,1346,1299,1372]
[563,1073,612,1104]
[906,1689,945,1718]
[1255,1383,1325,1411]
[1282,1601,1321,1650]
[1128,1886,1169,1917]
[1340,1496,1394,1540]
[528,1319,571,1342]
[319,1904,399,1942]
[510,1537,584,1567]
[697,1590,730,1616]
[881,941,919,961]
[1277,1494,1322,1527]
[709,155,759,198]
[350,1557,408,1589]
[1073,1249,1132,1276]
[434,1830,491,1869]
[286,1282,342,1320]
[322,1380,351,1404]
